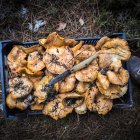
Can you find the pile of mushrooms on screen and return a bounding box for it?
[6,32,131,120]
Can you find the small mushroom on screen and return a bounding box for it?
[27,75,43,90]
[106,68,129,86]
[27,51,45,73]
[95,36,110,50]
[75,102,87,115]
[58,74,76,93]
[39,32,67,49]
[9,77,33,99]
[71,41,83,53]
[85,86,98,111]
[97,72,110,90]
[6,93,33,110]
[65,39,78,47]
[96,95,113,115]
[76,82,90,93]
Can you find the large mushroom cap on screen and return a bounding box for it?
[43,46,74,74]
[43,94,73,120]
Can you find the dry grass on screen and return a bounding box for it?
[0,0,140,139]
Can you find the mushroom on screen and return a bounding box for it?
[9,77,33,99]
[74,45,96,62]
[85,86,98,111]
[21,45,44,54]
[39,32,67,49]
[98,38,131,72]
[34,76,59,104]
[106,68,129,86]
[97,72,110,90]
[71,41,84,53]
[6,93,33,110]
[27,51,45,73]
[43,46,74,74]
[58,74,76,93]
[99,37,131,61]
[95,36,110,50]
[98,53,122,72]
[43,94,73,120]
[75,60,99,82]
[65,39,78,47]
[7,46,27,63]
[76,82,90,93]
[7,46,27,73]
[75,102,87,115]
[96,81,128,99]
[95,94,113,115]
[17,67,44,76]
[27,75,43,90]
[84,85,113,115]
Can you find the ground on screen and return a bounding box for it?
[0,0,140,139]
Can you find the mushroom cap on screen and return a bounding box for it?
[27,51,45,72]
[96,95,113,115]
[39,32,67,49]
[43,46,74,74]
[43,94,73,120]
[9,77,33,99]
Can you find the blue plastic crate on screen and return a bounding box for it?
[0,33,133,120]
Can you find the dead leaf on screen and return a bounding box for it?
[56,22,67,31]
[79,18,84,26]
